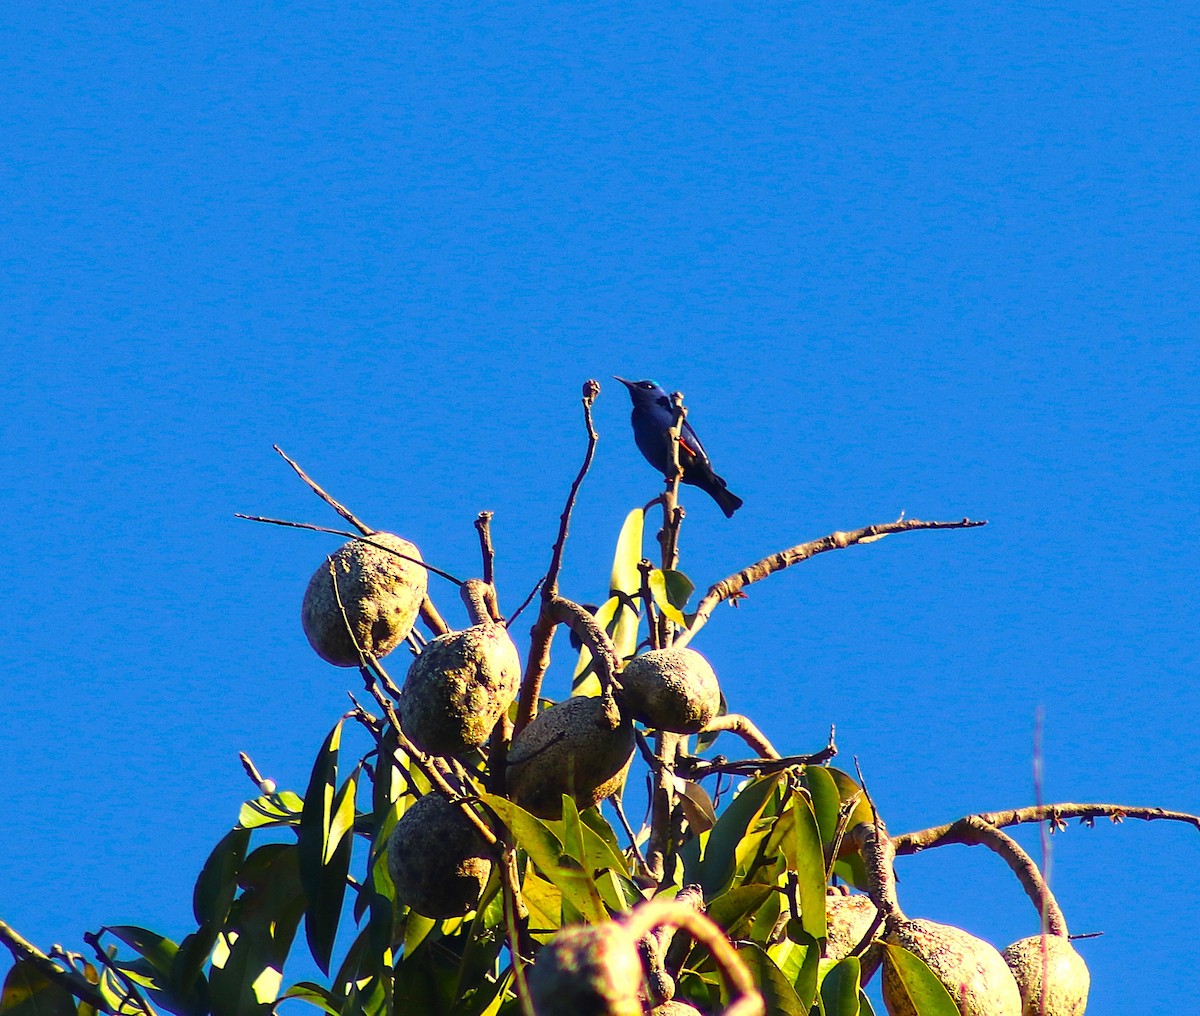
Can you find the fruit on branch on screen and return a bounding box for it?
[528,920,645,1016]
[386,792,493,919]
[1001,935,1090,1016]
[398,622,520,757]
[507,694,635,818]
[301,533,427,667]
[647,1003,703,1015]
[617,647,721,734]
[883,919,1022,1016]
[824,891,883,980]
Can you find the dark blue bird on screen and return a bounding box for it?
[614,377,743,517]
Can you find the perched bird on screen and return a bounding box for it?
[614,377,743,517]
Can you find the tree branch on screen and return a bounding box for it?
[672,517,987,649]
[273,444,373,535]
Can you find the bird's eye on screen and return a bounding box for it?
[641,383,653,389]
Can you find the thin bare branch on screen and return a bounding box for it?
[273,445,373,535]
[512,382,601,734]
[673,516,987,649]
[475,511,496,586]
[234,516,464,585]
[894,803,1200,851]
[699,714,782,759]
[420,597,451,636]
[0,921,110,1011]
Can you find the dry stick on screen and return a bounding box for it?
[0,921,111,1012]
[475,511,496,587]
[656,393,687,648]
[699,714,782,760]
[646,731,684,884]
[851,759,905,924]
[273,444,373,535]
[638,558,661,651]
[893,803,1200,851]
[608,793,649,871]
[505,577,543,628]
[234,516,465,586]
[419,597,451,636]
[672,516,987,650]
[622,901,765,1016]
[512,382,602,735]
[677,745,839,782]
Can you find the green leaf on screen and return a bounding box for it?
[695,773,783,895]
[820,957,861,1016]
[173,825,252,999]
[678,780,717,834]
[857,990,877,1016]
[647,570,686,626]
[237,790,305,830]
[609,508,645,595]
[801,767,841,849]
[209,843,305,1016]
[0,961,78,1016]
[880,943,960,1016]
[705,884,775,941]
[737,942,806,1016]
[105,926,178,979]
[298,720,353,975]
[694,689,728,754]
[788,793,828,942]
[279,981,340,1015]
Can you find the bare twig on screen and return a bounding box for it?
[638,558,660,651]
[0,922,109,1011]
[273,445,373,535]
[238,751,276,795]
[420,597,451,636]
[506,578,543,629]
[893,803,1200,851]
[513,382,602,734]
[609,793,649,872]
[475,511,496,587]
[646,732,684,884]
[851,759,904,924]
[234,516,464,586]
[672,517,987,649]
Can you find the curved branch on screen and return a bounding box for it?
[699,714,782,760]
[896,816,1068,936]
[673,517,986,649]
[894,803,1200,851]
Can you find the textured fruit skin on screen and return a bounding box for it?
[301,534,427,667]
[507,695,635,819]
[1001,935,1090,1016]
[528,922,644,1016]
[618,647,721,734]
[386,793,493,919]
[824,892,883,981]
[884,919,1022,1016]
[398,623,520,757]
[647,1002,704,1015]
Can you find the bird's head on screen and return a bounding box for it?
[613,376,669,407]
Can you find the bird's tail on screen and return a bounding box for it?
[710,481,744,518]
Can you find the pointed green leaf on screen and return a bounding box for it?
[105,926,178,979]
[820,956,861,1016]
[0,961,78,1016]
[609,508,644,594]
[858,990,877,1016]
[704,884,775,941]
[298,721,350,975]
[801,767,841,849]
[647,570,687,626]
[678,780,717,834]
[237,790,305,830]
[736,942,806,1016]
[880,943,960,1016]
[279,981,340,1015]
[787,792,828,941]
[479,794,566,870]
[695,773,783,895]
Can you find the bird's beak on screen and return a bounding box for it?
[613,376,635,389]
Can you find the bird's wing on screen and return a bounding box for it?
[678,419,712,466]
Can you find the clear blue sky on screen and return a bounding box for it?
[2,4,1197,1013]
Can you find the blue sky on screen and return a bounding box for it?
[2,3,1198,1013]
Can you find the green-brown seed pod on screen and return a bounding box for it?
[824,891,883,981]
[398,622,520,757]
[1001,935,1090,1016]
[301,533,427,667]
[529,921,645,1016]
[507,695,635,819]
[618,647,721,734]
[883,919,1022,1016]
[386,793,493,919]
